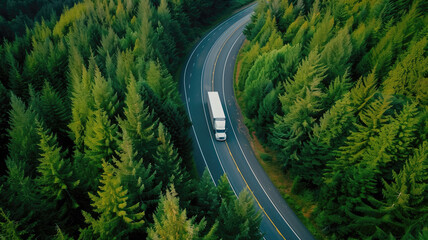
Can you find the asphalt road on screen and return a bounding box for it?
[180,4,315,240]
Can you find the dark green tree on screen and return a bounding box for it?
[217,189,263,240]
[114,128,161,222]
[120,74,157,162]
[82,109,119,190]
[35,122,79,224]
[147,185,216,240]
[7,94,40,176]
[153,123,188,192]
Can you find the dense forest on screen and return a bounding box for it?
[0,0,262,239]
[238,0,427,239]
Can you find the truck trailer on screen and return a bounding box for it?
[207,91,226,141]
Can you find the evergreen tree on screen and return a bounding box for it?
[0,82,10,171]
[383,37,428,105]
[271,49,326,169]
[193,169,220,225]
[299,92,355,186]
[35,122,79,223]
[147,185,213,240]
[217,189,263,240]
[68,65,94,154]
[36,81,71,147]
[0,208,25,240]
[153,123,188,192]
[120,74,157,162]
[1,160,48,238]
[82,160,145,239]
[352,142,428,238]
[114,128,161,222]
[7,94,40,176]
[83,109,119,190]
[92,67,119,120]
[320,27,353,80]
[307,10,334,53]
[217,174,235,204]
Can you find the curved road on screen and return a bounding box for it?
[180,4,314,240]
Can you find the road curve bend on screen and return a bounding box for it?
[180,4,315,240]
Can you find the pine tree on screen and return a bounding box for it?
[35,122,79,223]
[37,81,71,147]
[217,189,263,240]
[4,43,27,99]
[83,109,119,190]
[244,44,297,116]
[153,123,187,192]
[383,37,428,105]
[353,142,428,238]
[299,92,355,186]
[147,185,209,240]
[7,94,40,176]
[82,160,145,239]
[114,128,161,221]
[0,208,25,240]
[361,102,420,180]
[0,82,10,171]
[92,66,119,120]
[307,10,334,53]
[271,49,326,169]
[320,27,353,80]
[1,159,48,238]
[217,174,235,204]
[120,74,157,162]
[193,169,220,224]
[68,65,94,153]
[238,43,260,91]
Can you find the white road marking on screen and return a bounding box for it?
[221,32,302,240]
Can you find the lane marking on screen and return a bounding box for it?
[212,19,249,90]
[183,3,256,188]
[220,29,302,240]
[216,29,288,240]
[225,141,286,240]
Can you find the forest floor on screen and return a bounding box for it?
[234,41,326,240]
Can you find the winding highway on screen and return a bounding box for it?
[180,4,315,240]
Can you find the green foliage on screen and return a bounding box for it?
[36,122,79,208]
[0,208,25,240]
[0,82,10,170]
[240,0,428,238]
[217,189,263,240]
[83,160,145,239]
[153,123,188,193]
[120,74,157,162]
[7,94,40,176]
[271,49,326,168]
[82,109,119,190]
[1,160,48,238]
[0,0,260,238]
[193,169,220,225]
[147,185,209,240]
[114,128,161,221]
[320,27,353,80]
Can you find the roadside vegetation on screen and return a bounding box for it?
[0,0,262,239]
[236,0,427,239]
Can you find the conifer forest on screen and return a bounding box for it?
[0,0,427,239]
[0,0,260,239]
[238,0,427,239]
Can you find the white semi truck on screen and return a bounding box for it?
[207,91,226,141]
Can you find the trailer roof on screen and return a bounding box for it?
[208,91,226,119]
